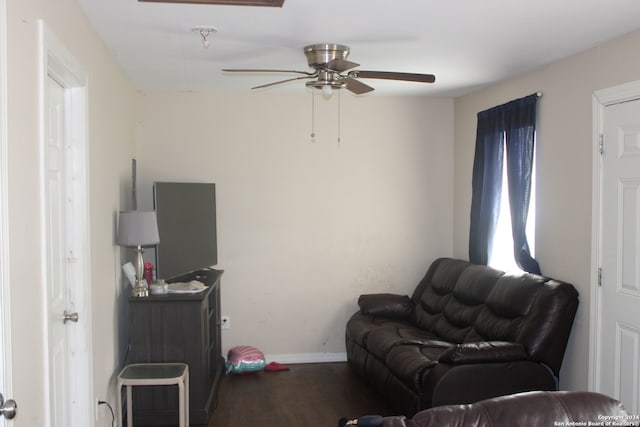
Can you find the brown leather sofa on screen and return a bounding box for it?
[346,258,579,416]
[379,391,633,427]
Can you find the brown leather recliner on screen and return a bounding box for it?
[379,391,632,427]
[346,258,579,416]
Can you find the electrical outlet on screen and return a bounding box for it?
[221,315,231,329]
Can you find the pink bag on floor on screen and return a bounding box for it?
[225,345,266,374]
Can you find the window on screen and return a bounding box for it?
[489,140,536,273]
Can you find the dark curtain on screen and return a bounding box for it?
[469,94,540,274]
[468,109,505,267]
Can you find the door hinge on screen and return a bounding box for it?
[599,134,605,155]
[598,267,603,287]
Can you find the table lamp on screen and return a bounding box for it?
[117,210,160,297]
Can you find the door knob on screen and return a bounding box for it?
[63,311,79,324]
[0,393,17,420]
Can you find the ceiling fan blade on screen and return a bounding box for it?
[223,69,315,76]
[325,59,360,73]
[251,75,314,90]
[342,77,375,95]
[349,70,436,83]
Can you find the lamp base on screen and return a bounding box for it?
[131,280,149,297]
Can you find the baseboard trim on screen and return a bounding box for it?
[264,352,347,364]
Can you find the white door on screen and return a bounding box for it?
[45,74,73,427]
[598,97,640,414]
[0,0,15,424]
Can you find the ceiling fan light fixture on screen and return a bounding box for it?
[305,79,345,94]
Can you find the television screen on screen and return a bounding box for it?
[153,182,217,280]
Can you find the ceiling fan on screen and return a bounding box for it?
[222,43,436,95]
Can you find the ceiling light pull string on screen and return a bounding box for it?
[337,89,341,145]
[310,90,316,143]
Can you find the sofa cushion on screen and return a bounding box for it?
[412,260,505,343]
[464,274,546,342]
[410,259,469,332]
[485,273,545,318]
[366,326,441,361]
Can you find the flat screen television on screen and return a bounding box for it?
[153,182,217,280]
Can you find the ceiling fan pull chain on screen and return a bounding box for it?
[310,90,316,143]
[337,90,341,145]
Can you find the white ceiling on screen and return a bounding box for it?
[76,0,640,97]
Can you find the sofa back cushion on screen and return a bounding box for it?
[410,258,578,375]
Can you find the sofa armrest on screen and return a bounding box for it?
[438,341,528,364]
[358,293,414,320]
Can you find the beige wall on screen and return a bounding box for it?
[6,0,136,425]
[136,92,454,359]
[453,28,640,390]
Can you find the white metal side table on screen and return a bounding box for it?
[116,363,189,427]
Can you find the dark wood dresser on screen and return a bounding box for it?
[127,268,223,425]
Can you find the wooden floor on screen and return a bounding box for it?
[200,362,392,427]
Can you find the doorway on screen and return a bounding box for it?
[591,80,640,414]
[40,22,93,426]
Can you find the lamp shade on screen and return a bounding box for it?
[117,210,160,247]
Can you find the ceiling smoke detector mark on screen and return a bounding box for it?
[139,0,284,7]
[192,26,217,48]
